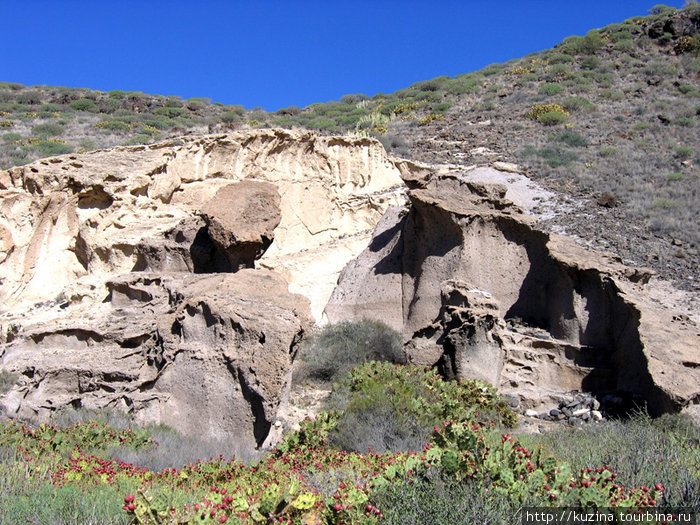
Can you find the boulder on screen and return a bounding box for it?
[201,181,281,270]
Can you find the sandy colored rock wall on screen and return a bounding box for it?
[326,171,700,415]
[0,130,410,448]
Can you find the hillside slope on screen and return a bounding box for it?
[1,4,698,288]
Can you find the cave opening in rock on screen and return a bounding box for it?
[190,226,234,273]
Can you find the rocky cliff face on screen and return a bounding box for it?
[0,129,697,451]
[0,130,409,447]
[326,168,700,416]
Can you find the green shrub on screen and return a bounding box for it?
[580,56,601,71]
[537,111,568,126]
[339,93,368,104]
[446,76,481,94]
[644,62,677,78]
[1,132,21,142]
[598,147,618,157]
[276,105,301,116]
[15,91,42,105]
[674,117,694,127]
[614,39,635,52]
[667,172,685,181]
[563,30,604,55]
[599,89,625,101]
[674,146,694,159]
[414,90,442,102]
[0,120,13,128]
[163,96,182,108]
[153,106,187,118]
[547,53,574,64]
[537,146,578,167]
[555,130,588,147]
[653,198,678,209]
[561,96,596,112]
[69,98,98,112]
[539,83,564,96]
[412,76,451,92]
[31,140,72,156]
[306,117,338,131]
[482,63,505,76]
[94,120,131,132]
[326,362,516,452]
[431,101,452,114]
[677,84,699,96]
[220,110,241,124]
[649,4,676,15]
[31,122,65,137]
[100,98,122,114]
[294,320,405,384]
[593,72,615,88]
[38,103,65,114]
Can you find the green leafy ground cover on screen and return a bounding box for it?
[1,361,696,525]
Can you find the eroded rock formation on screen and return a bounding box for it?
[326,170,700,415]
[0,130,410,447]
[2,270,308,450]
[0,128,697,448]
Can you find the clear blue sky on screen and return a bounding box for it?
[1,1,686,111]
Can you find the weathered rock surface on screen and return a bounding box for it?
[0,129,409,318]
[0,126,697,445]
[326,170,700,415]
[0,129,411,448]
[1,270,309,450]
[201,181,281,270]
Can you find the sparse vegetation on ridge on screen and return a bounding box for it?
[1,4,697,287]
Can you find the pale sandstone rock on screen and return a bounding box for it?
[326,171,700,415]
[492,161,521,173]
[0,129,409,318]
[0,130,410,450]
[0,270,310,450]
